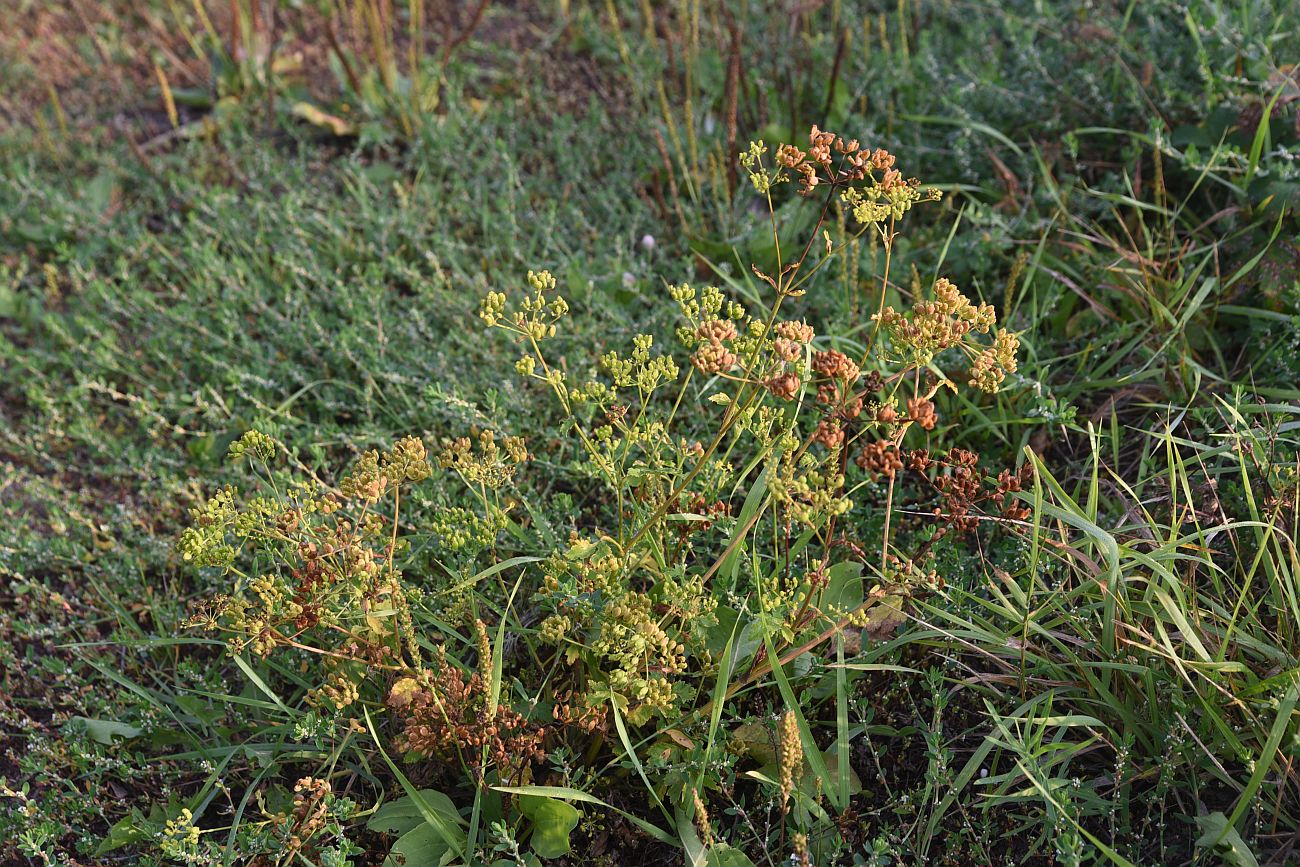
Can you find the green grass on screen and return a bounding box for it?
[2,1,1298,865]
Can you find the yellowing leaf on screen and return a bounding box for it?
[388,677,422,708]
[290,101,357,137]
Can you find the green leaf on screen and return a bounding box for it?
[368,790,463,836]
[823,561,864,612]
[384,824,453,867]
[518,795,580,859]
[82,170,117,217]
[363,709,467,857]
[494,787,675,847]
[705,846,758,867]
[1195,812,1260,867]
[94,812,152,855]
[70,716,143,745]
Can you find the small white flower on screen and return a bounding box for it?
[622,271,636,288]
[640,234,656,252]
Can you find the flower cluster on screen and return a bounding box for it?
[339,435,432,502]
[183,438,432,701]
[691,319,739,374]
[248,777,358,867]
[537,544,717,724]
[742,125,941,227]
[479,269,569,341]
[438,429,528,489]
[228,429,277,462]
[875,277,1020,392]
[389,651,547,781]
[969,328,1021,392]
[177,485,239,567]
[778,710,802,809]
[601,334,681,392]
[856,443,1033,536]
[159,808,201,860]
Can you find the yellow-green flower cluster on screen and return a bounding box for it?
[600,334,680,392]
[177,486,238,567]
[841,179,941,225]
[537,546,716,724]
[738,140,782,194]
[338,437,432,503]
[384,436,433,484]
[479,269,569,341]
[339,450,388,502]
[427,505,505,552]
[671,283,745,329]
[159,808,201,859]
[875,277,998,366]
[595,590,687,723]
[228,429,278,462]
[438,429,528,489]
[969,329,1021,393]
[310,669,361,711]
[772,449,852,528]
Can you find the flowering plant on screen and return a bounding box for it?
[178,128,1027,862]
[471,126,1023,726]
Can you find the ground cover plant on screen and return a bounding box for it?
[2,1,1299,865]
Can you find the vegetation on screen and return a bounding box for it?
[1,1,1298,865]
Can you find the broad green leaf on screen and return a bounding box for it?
[368,790,464,836]
[492,786,676,847]
[824,561,864,612]
[705,845,758,866]
[94,813,152,855]
[1195,813,1259,867]
[363,709,467,857]
[518,795,580,859]
[70,717,143,745]
[384,824,452,867]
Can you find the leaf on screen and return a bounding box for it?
[663,728,696,750]
[290,101,357,137]
[94,812,152,855]
[862,595,907,641]
[1195,812,1259,867]
[387,677,422,709]
[363,709,467,857]
[823,561,864,612]
[365,612,393,636]
[728,721,777,765]
[817,748,863,796]
[705,846,758,867]
[70,716,143,745]
[492,786,677,846]
[384,824,452,867]
[518,795,580,859]
[82,170,118,217]
[368,790,463,836]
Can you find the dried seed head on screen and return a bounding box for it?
[908,397,938,430]
[691,342,738,374]
[774,320,816,343]
[766,372,801,401]
[813,419,845,448]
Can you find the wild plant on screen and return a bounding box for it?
[180,129,1025,862]
[474,127,1020,723]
